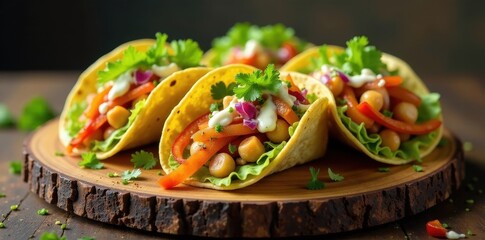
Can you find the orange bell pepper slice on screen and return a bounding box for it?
[357,102,441,135]
[272,96,299,125]
[382,76,403,87]
[172,113,210,164]
[108,81,155,108]
[387,86,422,107]
[192,123,258,142]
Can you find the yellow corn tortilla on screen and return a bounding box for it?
[159,64,330,190]
[59,39,211,159]
[281,46,443,165]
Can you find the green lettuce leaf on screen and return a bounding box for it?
[169,141,286,187]
[65,101,87,137]
[417,93,441,122]
[337,92,440,162]
[169,39,203,69]
[91,99,146,152]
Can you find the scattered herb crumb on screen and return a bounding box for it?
[78,236,96,240]
[39,231,66,240]
[55,220,62,225]
[107,172,119,178]
[467,229,475,236]
[307,167,325,190]
[79,152,103,169]
[441,223,449,229]
[466,199,475,204]
[413,165,423,172]
[55,151,65,157]
[0,192,5,198]
[378,167,390,172]
[467,183,475,191]
[157,171,163,176]
[463,141,473,152]
[9,161,22,175]
[37,208,49,215]
[328,168,344,182]
[228,143,237,154]
[10,204,19,211]
[465,208,470,212]
[0,103,15,128]
[61,223,67,230]
[131,150,157,170]
[0,222,4,228]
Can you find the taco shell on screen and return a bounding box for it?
[160,64,330,190]
[59,39,211,159]
[281,46,443,165]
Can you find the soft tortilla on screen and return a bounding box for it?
[159,64,330,190]
[59,39,211,159]
[281,46,443,165]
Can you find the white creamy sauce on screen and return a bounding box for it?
[277,84,297,107]
[243,40,263,58]
[152,63,180,79]
[348,68,377,88]
[446,231,466,239]
[108,71,133,101]
[256,96,277,133]
[98,102,109,115]
[208,99,237,128]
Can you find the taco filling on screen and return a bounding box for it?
[63,33,203,154]
[159,64,324,189]
[206,23,309,69]
[307,36,442,161]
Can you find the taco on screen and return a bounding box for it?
[59,33,211,159]
[158,64,330,190]
[281,36,443,165]
[202,23,311,70]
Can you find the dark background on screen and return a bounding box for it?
[2,0,484,76]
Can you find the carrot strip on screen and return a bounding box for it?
[272,96,299,125]
[192,123,257,142]
[159,137,236,189]
[108,82,155,109]
[84,86,112,119]
[383,76,403,87]
[172,113,210,164]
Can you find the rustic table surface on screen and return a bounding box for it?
[0,72,484,239]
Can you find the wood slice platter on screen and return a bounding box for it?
[23,119,464,238]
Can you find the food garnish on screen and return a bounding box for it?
[78,152,104,169]
[18,97,55,131]
[328,168,344,182]
[131,150,157,170]
[121,169,141,185]
[307,167,325,190]
[37,208,49,215]
[9,161,22,175]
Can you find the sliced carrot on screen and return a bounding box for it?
[342,86,374,128]
[192,123,258,142]
[69,115,107,149]
[272,96,300,125]
[285,75,301,93]
[172,113,210,164]
[108,82,155,109]
[387,86,422,107]
[383,76,403,87]
[159,137,237,189]
[84,85,112,119]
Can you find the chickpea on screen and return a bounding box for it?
[327,76,344,96]
[238,136,266,163]
[209,153,236,178]
[399,133,411,142]
[107,106,130,129]
[103,126,116,140]
[379,129,401,151]
[266,119,290,143]
[360,90,384,111]
[236,158,247,166]
[393,102,418,124]
[346,107,374,129]
[223,96,234,109]
[190,141,206,156]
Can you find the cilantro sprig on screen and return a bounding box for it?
[328,168,344,182]
[307,167,325,190]
[79,152,104,169]
[98,33,202,84]
[233,64,282,101]
[130,150,157,170]
[18,97,55,131]
[210,82,236,100]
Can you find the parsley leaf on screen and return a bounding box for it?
[413,165,424,172]
[210,102,222,112]
[307,167,325,190]
[130,150,157,170]
[98,46,146,84]
[169,39,203,69]
[210,81,236,100]
[0,104,15,128]
[55,151,65,157]
[37,208,49,215]
[228,144,237,154]
[9,161,22,175]
[215,124,223,133]
[378,167,390,172]
[328,168,344,182]
[121,169,142,184]
[18,97,55,131]
[146,32,168,64]
[233,64,282,101]
[79,152,104,169]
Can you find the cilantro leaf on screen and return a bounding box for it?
[121,169,142,184]
[210,81,236,100]
[413,165,423,172]
[9,161,22,175]
[130,150,157,170]
[328,168,344,182]
[169,39,203,69]
[18,97,55,131]
[79,152,104,169]
[215,124,223,133]
[234,64,282,101]
[0,104,15,128]
[307,167,325,190]
[37,208,49,215]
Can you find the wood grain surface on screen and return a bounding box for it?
[22,119,464,237]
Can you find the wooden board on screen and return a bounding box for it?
[23,119,465,238]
